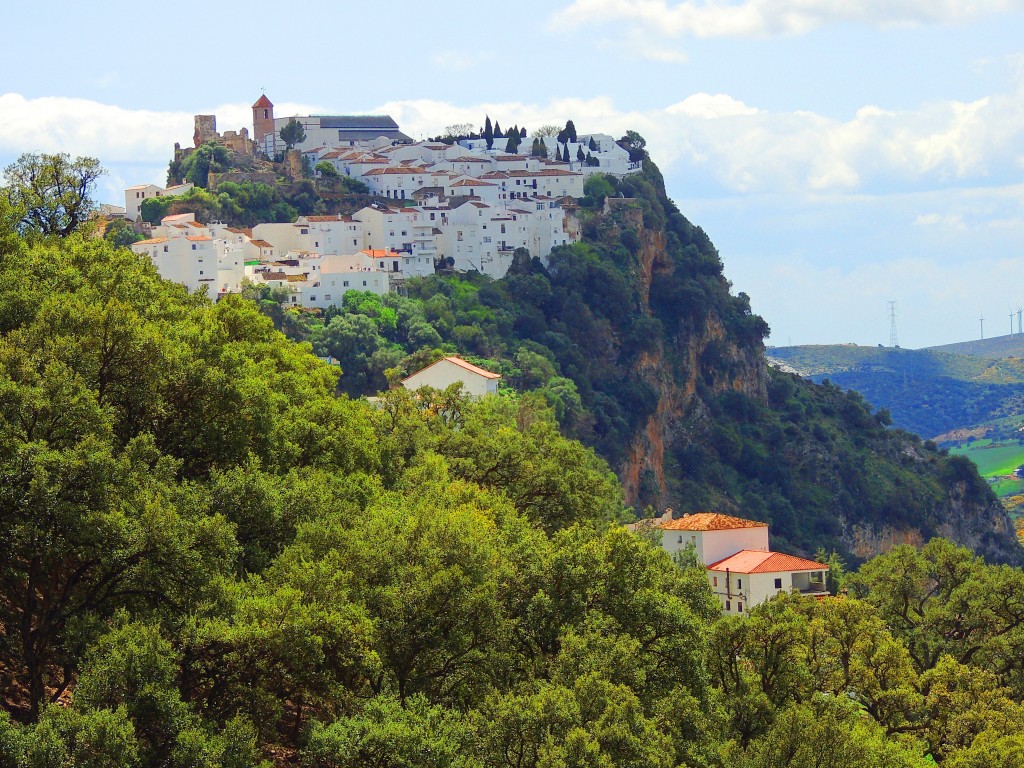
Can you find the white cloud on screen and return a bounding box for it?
[5,87,1024,203]
[551,0,1024,39]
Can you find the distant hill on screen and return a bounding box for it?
[766,342,1024,440]
[924,333,1024,360]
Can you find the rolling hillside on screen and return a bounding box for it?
[766,342,1024,440]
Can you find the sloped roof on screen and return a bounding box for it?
[657,512,768,531]
[405,356,501,382]
[707,550,829,574]
[252,95,273,109]
[318,115,399,130]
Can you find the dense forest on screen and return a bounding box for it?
[4,153,1024,765]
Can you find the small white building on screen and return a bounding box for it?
[401,356,501,398]
[123,182,194,222]
[628,510,828,614]
[707,551,829,616]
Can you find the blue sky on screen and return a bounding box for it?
[3,0,1024,348]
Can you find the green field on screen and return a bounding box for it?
[950,440,1024,498]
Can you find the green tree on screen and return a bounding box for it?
[315,161,339,179]
[179,142,229,188]
[281,118,308,150]
[618,130,647,162]
[576,145,586,162]
[565,120,577,143]
[103,218,143,248]
[484,116,494,150]
[589,136,598,151]
[2,152,104,238]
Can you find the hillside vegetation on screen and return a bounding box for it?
[3,217,1024,766]
[767,343,1024,441]
[260,162,1021,564]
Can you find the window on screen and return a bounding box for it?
[325,294,332,300]
[353,239,358,246]
[738,603,743,612]
[343,280,349,287]
[163,246,169,253]
[310,296,316,301]
[737,579,742,589]
[712,576,718,587]
[300,228,308,235]
[677,535,683,544]
[774,578,783,589]
[191,244,197,250]
[725,601,731,611]
[362,280,367,286]
[198,270,203,275]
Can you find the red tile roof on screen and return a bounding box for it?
[250,239,274,248]
[656,512,768,531]
[707,550,829,574]
[252,95,273,109]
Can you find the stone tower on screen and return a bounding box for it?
[252,94,275,145]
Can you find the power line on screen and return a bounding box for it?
[888,301,899,348]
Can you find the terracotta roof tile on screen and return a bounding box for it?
[654,512,767,531]
[706,550,829,574]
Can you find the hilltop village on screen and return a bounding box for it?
[122,95,643,306]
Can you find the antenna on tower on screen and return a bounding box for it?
[888,301,899,348]
[980,312,985,340]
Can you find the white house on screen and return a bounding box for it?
[123,182,194,221]
[628,510,828,614]
[707,551,829,615]
[401,356,501,398]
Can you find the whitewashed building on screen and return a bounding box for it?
[401,356,501,398]
[628,511,829,615]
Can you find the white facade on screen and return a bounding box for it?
[123,182,194,221]
[401,356,501,398]
[628,510,827,614]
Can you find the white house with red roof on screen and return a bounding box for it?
[629,509,828,614]
[401,356,501,398]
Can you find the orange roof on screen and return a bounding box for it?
[441,356,501,379]
[186,236,212,242]
[707,550,829,574]
[451,178,496,186]
[252,94,273,108]
[364,166,427,175]
[250,239,274,248]
[656,512,768,531]
[133,237,168,245]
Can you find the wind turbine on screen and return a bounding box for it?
[980,312,985,340]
